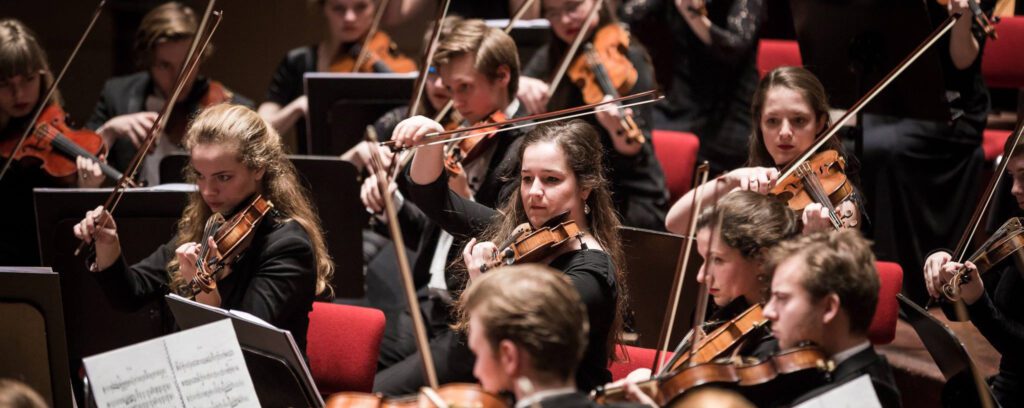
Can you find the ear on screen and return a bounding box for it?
[580,187,592,203]
[498,340,520,377]
[495,65,511,88]
[821,293,841,325]
[253,167,266,182]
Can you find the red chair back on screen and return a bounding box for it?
[609,345,674,381]
[757,39,803,79]
[982,17,1024,89]
[871,262,903,345]
[652,130,700,204]
[307,302,385,394]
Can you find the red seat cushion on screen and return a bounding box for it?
[307,302,385,394]
[757,39,803,79]
[609,345,674,381]
[983,129,1012,162]
[652,130,700,204]
[982,17,1024,89]
[871,262,903,345]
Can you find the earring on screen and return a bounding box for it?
[584,203,591,215]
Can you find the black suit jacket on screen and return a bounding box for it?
[790,346,902,407]
[93,214,317,354]
[534,392,649,408]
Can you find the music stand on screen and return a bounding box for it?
[305,72,416,155]
[618,226,699,349]
[35,186,191,403]
[790,0,949,123]
[158,154,369,298]
[0,267,74,408]
[166,295,323,407]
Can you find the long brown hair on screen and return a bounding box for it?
[477,119,627,359]
[747,66,839,167]
[0,19,58,130]
[168,104,334,297]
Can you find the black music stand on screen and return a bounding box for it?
[790,0,949,123]
[618,226,699,349]
[305,72,416,155]
[166,295,323,407]
[0,267,74,408]
[34,186,191,403]
[159,154,369,298]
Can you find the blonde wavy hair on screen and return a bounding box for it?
[167,104,334,297]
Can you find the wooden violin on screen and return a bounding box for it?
[943,216,1024,300]
[330,31,417,73]
[935,0,998,39]
[489,217,583,268]
[326,383,509,408]
[1,102,123,182]
[443,110,507,176]
[769,149,856,230]
[567,23,644,145]
[181,193,274,298]
[664,304,768,372]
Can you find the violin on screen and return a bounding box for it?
[1,102,123,182]
[566,23,644,145]
[164,79,234,146]
[330,31,418,73]
[489,218,583,268]
[665,303,768,372]
[943,216,1024,300]
[181,193,274,298]
[325,383,509,408]
[443,110,507,176]
[936,0,998,39]
[593,345,832,406]
[769,149,856,230]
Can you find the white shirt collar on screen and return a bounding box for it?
[513,386,577,408]
[831,341,872,366]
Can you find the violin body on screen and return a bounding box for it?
[443,111,507,176]
[325,383,509,408]
[186,194,274,296]
[1,103,121,181]
[668,304,767,371]
[567,24,637,104]
[505,219,582,264]
[770,149,855,228]
[330,31,417,73]
[968,217,1024,273]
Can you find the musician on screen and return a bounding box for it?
[72,104,332,354]
[517,0,669,231]
[383,119,624,394]
[763,230,900,407]
[460,264,646,408]
[922,139,1024,407]
[619,0,764,176]
[384,0,541,22]
[368,18,533,385]
[0,18,106,266]
[86,2,253,186]
[665,66,862,236]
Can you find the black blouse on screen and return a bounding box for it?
[266,45,318,152]
[925,0,994,139]
[93,215,318,354]
[404,170,617,391]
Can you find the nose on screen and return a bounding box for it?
[344,9,357,21]
[763,299,778,321]
[779,120,794,139]
[528,178,544,198]
[1013,179,1024,201]
[696,264,707,284]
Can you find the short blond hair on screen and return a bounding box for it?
[434,19,520,97]
[134,2,213,68]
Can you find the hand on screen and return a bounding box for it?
[948,0,969,15]
[76,155,106,188]
[924,250,984,304]
[595,96,643,156]
[462,238,499,282]
[517,76,550,115]
[725,167,779,195]
[73,205,121,270]
[175,241,203,283]
[391,115,444,150]
[923,251,953,299]
[96,112,158,149]
[801,203,834,234]
[360,172,397,214]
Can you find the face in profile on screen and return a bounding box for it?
[468,315,511,393]
[695,227,763,307]
[763,256,827,350]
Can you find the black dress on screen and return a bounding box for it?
[92,211,317,354]
[373,169,618,395]
[522,38,668,231]
[0,114,62,266]
[620,0,764,176]
[266,45,317,153]
[789,346,901,407]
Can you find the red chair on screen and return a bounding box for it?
[871,262,904,345]
[609,345,675,381]
[757,39,803,79]
[307,302,385,394]
[652,130,700,204]
[981,17,1024,161]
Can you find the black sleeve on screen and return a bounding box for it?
[93,240,175,311]
[236,222,317,327]
[266,53,304,106]
[960,266,1024,357]
[402,168,498,240]
[85,81,116,131]
[619,0,665,24]
[707,0,764,64]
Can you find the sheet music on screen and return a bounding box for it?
[793,374,882,408]
[84,319,259,408]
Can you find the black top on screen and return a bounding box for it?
[534,391,649,408]
[85,71,254,178]
[92,214,317,354]
[522,37,668,231]
[925,0,994,139]
[621,0,763,173]
[950,261,1024,381]
[0,114,62,266]
[790,346,901,408]
[266,45,317,152]
[404,170,618,392]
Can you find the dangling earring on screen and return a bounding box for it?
[584,202,591,215]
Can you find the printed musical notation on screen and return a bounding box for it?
[83,319,259,408]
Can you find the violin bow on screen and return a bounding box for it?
[352,0,392,72]
[0,0,107,183]
[545,0,603,99]
[652,162,710,375]
[775,13,963,184]
[75,1,222,258]
[365,125,441,389]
